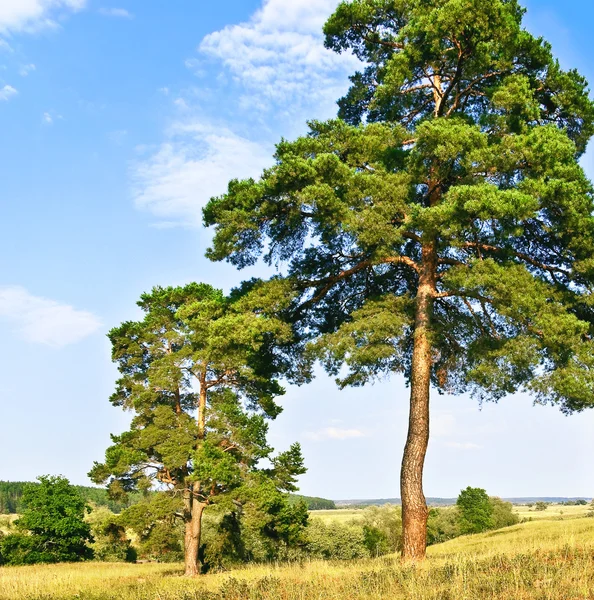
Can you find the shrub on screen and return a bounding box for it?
[490,497,519,529]
[88,507,136,562]
[360,505,402,556]
[427,507,461,545]
[305,519,369,560]
[534,502,549,512]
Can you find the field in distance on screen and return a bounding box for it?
[2,512,594,599]
[310,502,591,524]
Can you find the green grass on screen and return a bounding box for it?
[2,516,594,599]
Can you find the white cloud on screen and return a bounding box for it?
[42,111,53,123]
[131,121,272,227]
[0,39,14,52]
[158,86,170,96]
[198,0,356,115]
[0,0,86,34]
[0,286,101,347]
[98,7,133,19]
[19,63,36,76]
[445,442,483,451]
[0,84,17,101]
[305,427,366,441]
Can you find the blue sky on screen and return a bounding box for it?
[1,0,593,500]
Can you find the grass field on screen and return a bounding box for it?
[310,503,591,525]
[1,515,594,599]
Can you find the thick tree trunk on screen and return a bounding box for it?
[400,242,436,561]
[184,490,206,576]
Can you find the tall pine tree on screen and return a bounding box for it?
[204,0,594,560]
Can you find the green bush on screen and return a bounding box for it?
[490,497,519,529]
[305,519,369,560]
[360,505,402,556]
[427,507,461,545]
[0,476,93,565]
[88,507,136,562]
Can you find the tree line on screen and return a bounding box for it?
[0,478,517,567]
[0,481,335,515]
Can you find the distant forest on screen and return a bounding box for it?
[0,481,336,514]
[0,481,143,514]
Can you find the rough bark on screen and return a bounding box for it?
[400,241,437,561]
[184,371,209,576]
[183,490,206,576]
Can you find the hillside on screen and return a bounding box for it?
[1,512,593,599]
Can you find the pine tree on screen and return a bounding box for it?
[204,0,594,560]
[90,283,305,575]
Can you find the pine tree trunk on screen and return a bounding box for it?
[400,242,436,561]
[184,493,206,576]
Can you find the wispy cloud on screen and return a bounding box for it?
[0,0,86,34]
[19,63,36,77]
[98,7,133,19]
[0,286,101,347]
[198,0,356,116]
[0,84,17,101]
[445,442,483,451]
[305,427,366,441]
[42,111,53,124]
[131,121,272,227]
[0,39,13,53]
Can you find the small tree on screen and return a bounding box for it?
[204,0,594,560]
[89,283,305,576]
[534,501,549,512]
[0,476,93,565]
[456,487,494,534]
[489,497,519,529]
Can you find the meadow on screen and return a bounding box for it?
[309,502,591,524]
[1,512,593,600]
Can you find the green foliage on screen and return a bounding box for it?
[0,476,93,565]
[427,506,461,545]
[118,494,184,562]
[534,501,549,512]
[90,283,307,571]
[204,0,594,414]
[360,505,402,556]
[87,507,136,562]
[457,487,495,534]
[305,519,369,560]
[289,495,336,510]
[0,481,141,515]
[490,497,519,529]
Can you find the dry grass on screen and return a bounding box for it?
[1,516,594,599]
[309,508,365,523]
[513,504,590,521]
